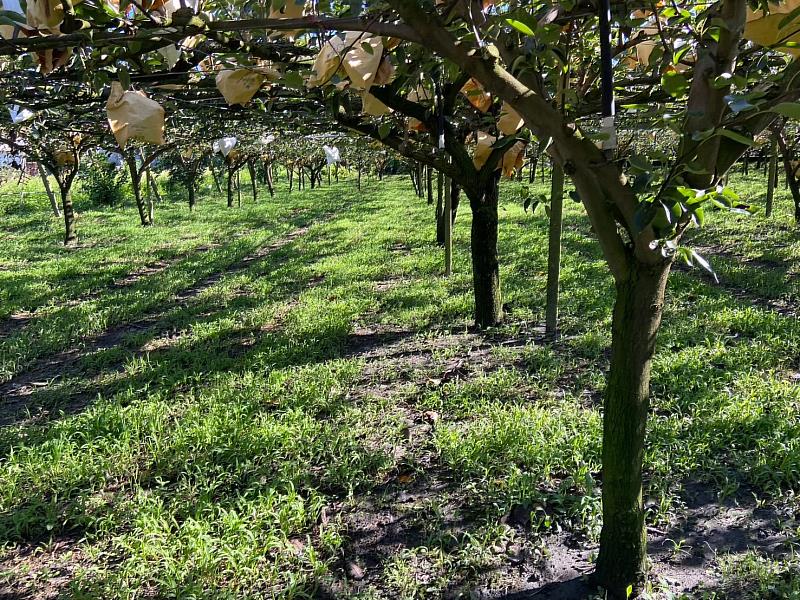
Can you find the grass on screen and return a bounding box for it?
[0,166,799,598]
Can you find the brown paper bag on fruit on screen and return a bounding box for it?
[106,82,166,149]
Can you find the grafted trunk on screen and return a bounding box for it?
[595,260,671,598]
[469,172,503,328]
[59,185,76,245]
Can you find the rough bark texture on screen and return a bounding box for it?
[132,175,150,226]
[60,186,76,245]
[38,163,60,217]
[436,180,460,246]
[469,172,502,328]
[595,260,671,598]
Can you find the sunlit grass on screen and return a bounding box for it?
[0,169,798,598]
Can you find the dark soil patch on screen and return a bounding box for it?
[0,536,87,600]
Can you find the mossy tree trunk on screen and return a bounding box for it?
[58,184,77,245]
[468,171,503,328]
[227,164,235,208]
[595,260,670,597]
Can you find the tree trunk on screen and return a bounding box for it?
[146,169,162,204]
[265,163,275,197]
[147,188,155,224]
[469,173,503,328]
[766,135,778,218]
[188,184,196,211]
[211,168,223,194]
[595,260,671,598]
[247,160,258,202]
[59,185,77,245]
[437,169,443,209]
[132,174,150,226]
[437,178,460,246]
[38,163,60,217]
[444,173,453,277]
[545,162,565,338]
[227,166,235,208]
[778,135,800,223]
[426,165,434,205]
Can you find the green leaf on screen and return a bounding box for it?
[0,10,25,23]
[634,200,658,233]
[661,71,689,98]
[378,122,392,140]
[360,41,374,55]
[691,249,719,283]
[628,153,653,172]
[725,94,755,114]
[717,128,754,146]
[778,3,800,29]
[118,66,131,91]
[282,70,304,89]
[632,172,654,193]
[770,102,800,120]
[505,18,535,36]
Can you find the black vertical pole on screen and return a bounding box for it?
[599,0,616,157]
[599,0,614,118]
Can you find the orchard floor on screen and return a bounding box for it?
[0,173,799,599]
